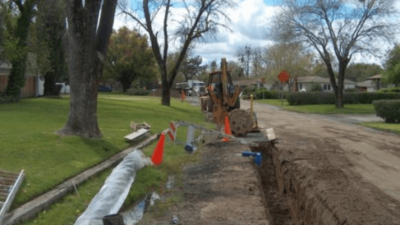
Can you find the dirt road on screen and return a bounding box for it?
[243,100,400,224]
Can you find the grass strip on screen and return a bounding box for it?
[360,122,400,134]
[0,93,206,209]
[257,99,375,114]
[21,140,203,225]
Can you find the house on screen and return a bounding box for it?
[356,74,396,92]
[367,74,383,91]
[356,80,376,92]
[297,76,356,92]
[0,61,44,98]
[233,78,273,91]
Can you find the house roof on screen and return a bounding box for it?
[297,76,355,84]
[367,74,382,80]
[356,80,374,88]
[0,62,12,69]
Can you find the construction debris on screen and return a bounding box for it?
[0,170,24,225]
[130,121,151,131]
[124,128,149,142]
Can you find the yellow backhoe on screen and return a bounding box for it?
[201,58,258,137]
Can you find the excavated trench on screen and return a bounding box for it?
[253,142,343,225]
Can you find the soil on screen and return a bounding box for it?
[138,99,400,225]
[138,141,272,225]
[248,100,400,225]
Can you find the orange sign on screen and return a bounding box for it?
[277,70,290,83]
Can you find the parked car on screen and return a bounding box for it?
[98,86,112,92]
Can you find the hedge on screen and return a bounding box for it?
[242,88,288,100]
[286,92,400,105]
[126,88,151,96]
[372,100,400,123]
[378,87,400,93]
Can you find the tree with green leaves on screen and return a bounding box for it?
[346,63,383,82]
[57,0,117,138]
[273,0,397,108]
[4,0,36,102]
[120,0,234,106]
[383,44,400,86]
[263,43,313,82]
[35,0,66,96]
[104,27,157,92]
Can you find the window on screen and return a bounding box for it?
[324,84,327,90]
[328,85,331,90]
[299,84,303,89]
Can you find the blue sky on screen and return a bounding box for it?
[114,0,399,67]
[115,0,281,64]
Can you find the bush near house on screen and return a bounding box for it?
[287,92,400,105]
[307,82,323,92]
[372,100,400,123]
[242,87,288,100]
[378,87,400,93]
[126,88,151,96]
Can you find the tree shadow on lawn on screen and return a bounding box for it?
[99,100,196,118]
[80,137,122,159]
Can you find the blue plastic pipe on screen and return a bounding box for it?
[242,151,262,166]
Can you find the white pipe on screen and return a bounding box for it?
[74,150,152,225]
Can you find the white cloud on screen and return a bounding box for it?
[113,0,279,65]
[113,0,397,67]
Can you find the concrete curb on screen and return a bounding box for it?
[4,134,159,225]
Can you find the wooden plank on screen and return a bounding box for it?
[266,128,276,141]
[142,122,151,129]
[2,133,159,225]
[0,178,15,186]
[124,128,149,141]
[0,171,19,178]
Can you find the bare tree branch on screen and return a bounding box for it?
[273,0,398,108]
[119,0,235,105]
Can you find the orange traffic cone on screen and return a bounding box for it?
[151,133,165,165]
[181,90,185,102]
[222,116,232,142]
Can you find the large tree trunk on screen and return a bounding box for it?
[161,70,171,105]
[335,60,349,109]
[161,83,171,105]
[58,0,117,138]
[59,24,101,138]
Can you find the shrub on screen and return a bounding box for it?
[243,88,288,100]
[372,100,400,123]
[378,87,400,93]
[242,86,255,95]
[307,82,323,92]
[126,88,151,96]
[345,88,360,92]
[286,92,400,105]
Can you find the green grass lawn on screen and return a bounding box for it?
[0,93,207,211]
[360,122,400,134]
[257,99,375,114]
